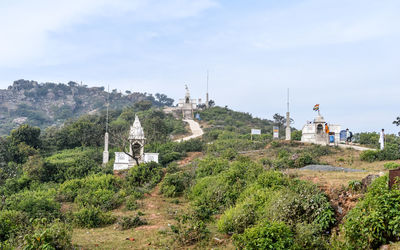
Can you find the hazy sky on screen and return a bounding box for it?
[0,0,399,133]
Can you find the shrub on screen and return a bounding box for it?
[294,152,315,168]
[379,143,400,161]
[125,195,139,211]
[75,188,123,211]
[384,162,400,170]
[348,180,362,192]
[126,162,163,188]
[232,221,294,250]
[161,171,192,197]
[360,150,379,162]
[5,189,60,220]
[0,210,28,242]
[189,160,263,218]
[195,157,229,178]
[171,214,210,246]
[293,222,328,249]
[116,216,147,230]
[291,130,302,141]
[23,218,72,250]
[342,175,400,249]
[73,206,115,228]
[267,181,335,231]
[218,202,257,234]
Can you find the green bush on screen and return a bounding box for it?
[171,214,210,246]
[218,202,258,234]
[294,152,315,168]
[75,188,123,211]
[379,143,400,161]
[291,130,302,141]
[348,180,362,192]
[293,222,328,249]
[267,181,335,231]
[189,160,263,219]
[73,206,115,228]
[360,150,379,162]
[0,210,28,242]
[232,221,294,250]
[195,157,229,178]
[23,218,72,250]
[125,195,139,211]
[342,175,400,249]
[5,189,60,220]
[126,162,163,188]
[160,171,192,197]
[384,162,400,170]
[116,216,147,230]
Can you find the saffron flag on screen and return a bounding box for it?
[313,104,320,111]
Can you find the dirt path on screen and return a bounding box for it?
[175,119,204,142]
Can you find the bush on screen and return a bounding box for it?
[232,221,294,250]
[294,152,315,168]
[125,195,140,211]
[360,150,379,162]
[160,171,192,197]
[195,157,229,178]
[293,222,328,249]
[379,143,400,161]
[73,206,115,228]
[23,218,72,250]
[5,189,60,220]
[342,175,400,249]
[384,162,400,170]
[116,216,147,230]
[218,202,257,234]
[126,162,163,188]
[75,188,123,211]
[0,210,28,242]
[348,180,362,192]
[171,214,210,246]
[267,181,335,231]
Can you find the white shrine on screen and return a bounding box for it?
[113,115,159,171]
[301,113,341,146]
[177,85,197,119]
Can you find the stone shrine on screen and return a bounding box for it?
[301,114,341,146]
[113,115,159,171]
[177,85,197,119]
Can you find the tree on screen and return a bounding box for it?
[208,100,215,108]
[134,100,152,111]
[9,124,41,149]
[155,93,174,107]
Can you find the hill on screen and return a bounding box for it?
[0,79,174,135]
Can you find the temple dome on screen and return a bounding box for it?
[129,115,145,140]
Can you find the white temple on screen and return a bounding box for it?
[113,115,159,171]
[301,114,341,146]
[177,85,197,119]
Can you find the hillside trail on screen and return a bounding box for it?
[131,151,202,248]
[174,119,204,142]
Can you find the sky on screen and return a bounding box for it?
[0,0,399,133]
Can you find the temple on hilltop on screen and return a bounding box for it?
[113,115,159,171]
[301,113,341,146]
[177,85,198,119]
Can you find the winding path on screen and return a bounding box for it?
[175,119,204,142]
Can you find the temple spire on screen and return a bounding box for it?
[103,85,110,165]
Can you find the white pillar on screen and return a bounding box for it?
[285,112,291,140]
[102,132,109,165]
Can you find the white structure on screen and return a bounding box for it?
[113,115,159,171]
[301,114,341,146]
[285,89,291,141]
[177,85,197,119]
[103,132,109,165]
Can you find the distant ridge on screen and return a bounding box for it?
[0,79,173,135]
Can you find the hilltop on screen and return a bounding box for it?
[0,80,174,135]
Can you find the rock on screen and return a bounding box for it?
[362,174,379,189]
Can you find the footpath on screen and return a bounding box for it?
[175,119,204,142]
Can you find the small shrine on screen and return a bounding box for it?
[113,115,159,171]
[301,107,341,146]
[177,85,198,119]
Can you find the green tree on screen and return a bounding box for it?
[9,124,41,149]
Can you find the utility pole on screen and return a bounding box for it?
[103,85,110,165]
[285,88,291,141]
[206,70,209,108]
